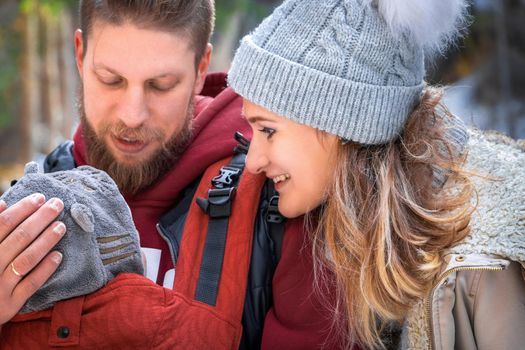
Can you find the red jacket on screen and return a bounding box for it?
[1,159,265,349]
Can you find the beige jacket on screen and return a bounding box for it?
[402,130,525,350]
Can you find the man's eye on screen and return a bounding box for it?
[101,78,122,86]
[148,81,175,92]
[258,127,275,139]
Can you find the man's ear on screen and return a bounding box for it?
[193,43,213,95]
[74,29,85,80]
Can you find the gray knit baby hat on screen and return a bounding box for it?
[228,0,468,144]
[1,162,144,313]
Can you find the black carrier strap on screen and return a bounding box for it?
[155,132,286,348]
[194,151,245,306]
[193,131,287,307]
[265,182,285,262]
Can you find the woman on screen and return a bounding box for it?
[228,0,525,349]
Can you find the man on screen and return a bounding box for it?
[0,1,337,349]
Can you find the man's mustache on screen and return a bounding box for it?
[98,121,165,143]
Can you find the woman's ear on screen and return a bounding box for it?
[317,130,341,152]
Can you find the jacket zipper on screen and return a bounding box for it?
[156,223,178,269]
[424,265,504,350]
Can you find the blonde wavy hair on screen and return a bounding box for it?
[311,87,476,349]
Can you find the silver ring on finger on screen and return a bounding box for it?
[10,262,23,277]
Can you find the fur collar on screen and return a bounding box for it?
[450,130,525,263]
[402,129,525,350]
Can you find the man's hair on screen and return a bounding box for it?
[79,0,215,66]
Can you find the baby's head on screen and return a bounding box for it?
[1,162,144,313]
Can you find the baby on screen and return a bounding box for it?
[0,162,144,313]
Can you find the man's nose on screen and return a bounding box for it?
[119,86,149,128]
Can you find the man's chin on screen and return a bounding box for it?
[111,159,144,170]
[86,135,189,194]
[110,153,150,167]
[97,154,166,195]
[107,144,158,166]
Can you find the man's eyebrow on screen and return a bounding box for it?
[92,63,179,80]
[93,63,122,76]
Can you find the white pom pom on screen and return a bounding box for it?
[374,0,470,52]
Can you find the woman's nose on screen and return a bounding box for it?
[245,140,269,175]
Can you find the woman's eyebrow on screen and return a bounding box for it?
[245,115,274,123]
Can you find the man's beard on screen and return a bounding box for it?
[78,88,193,195]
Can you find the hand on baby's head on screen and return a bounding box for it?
[0,162,144,313]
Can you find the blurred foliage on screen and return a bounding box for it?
[1,0,523,155]
[215,0,269,33]
[0,3,21,130]
[429,1,525,92]
[20,0,76,15]
[0,0,74,129]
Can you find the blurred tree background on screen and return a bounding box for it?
[0,0,524,192]
[0,0,77,190]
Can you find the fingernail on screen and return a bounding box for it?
[51,252,63,264]
[0,200,6,209]
[53,222,66,236]
[30,193,46,206]
[48,198,64,212]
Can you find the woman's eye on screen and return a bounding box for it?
[258,127,275,139]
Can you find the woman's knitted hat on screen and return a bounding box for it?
[228,0,468,144]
